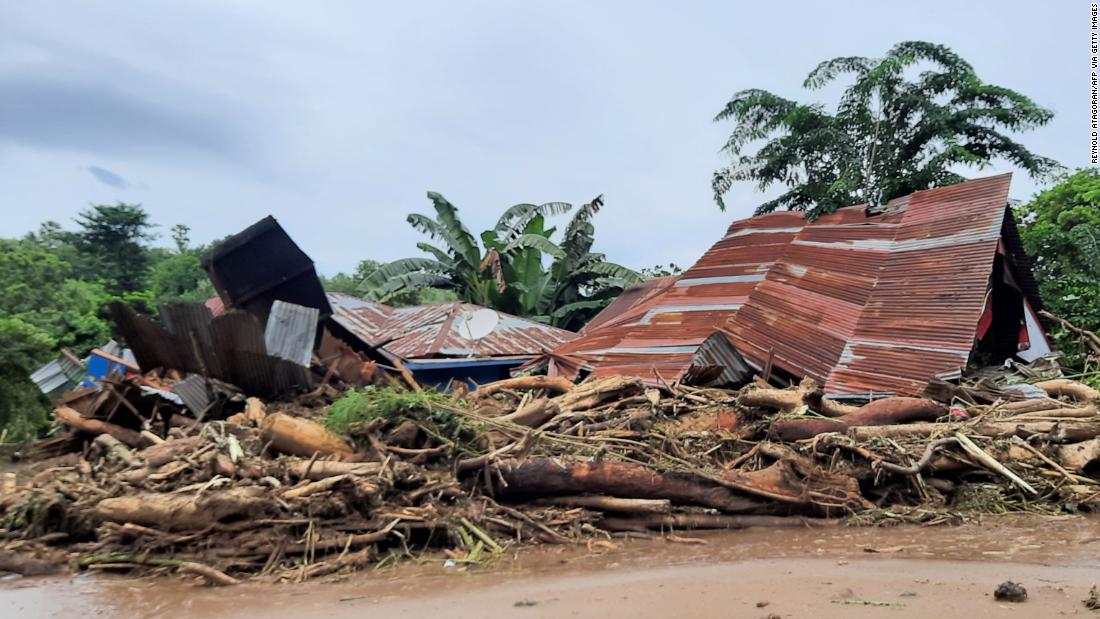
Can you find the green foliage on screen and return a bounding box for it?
[149,252,209,302]
[0,238,112,356]
[321,259,456,306]
[0,208,216,439]
[324,386,460,440]
[713,41,1060,218]
[0,318,54,442]
[640,263,683,278]
[1015,169,1100,370]
[73,203,156,294]
[361,193,641,330]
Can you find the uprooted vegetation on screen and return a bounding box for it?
[1,366,1099,585]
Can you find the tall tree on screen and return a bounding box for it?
[361,193,639,329]
[713,41,1060,218]
[74,203,155,294]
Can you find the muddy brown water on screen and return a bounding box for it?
[3,513,1099,618]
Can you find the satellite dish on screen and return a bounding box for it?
[455,308,499,341]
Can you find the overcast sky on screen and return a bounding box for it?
[0,1,1089,276]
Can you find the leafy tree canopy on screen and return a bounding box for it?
[361,193,640,330]
[74,203,157,294]
[1015,169,1100,368]
[713,41,1060,218]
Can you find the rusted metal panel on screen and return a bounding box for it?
[547,174,1036,396]
[326,292,576,360]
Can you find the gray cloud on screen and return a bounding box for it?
[0,73,246,161]
[86,165,127,188]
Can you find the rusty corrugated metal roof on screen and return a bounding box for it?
[548,174,1039,396]
[327,292,576,360]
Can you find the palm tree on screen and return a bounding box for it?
[360,193,640,330]
[712,41,1061,218]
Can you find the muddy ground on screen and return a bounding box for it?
[3,513,1098,618]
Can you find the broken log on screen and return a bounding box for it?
[1034,379,1100,403]
[739,378,858,417]
[496,398,559,428]
[495,457,763,513]
[0,551,62,576]
[282,474,379,499]
[141,436,207,467]
[1056,437,1100,472]
[847,419,1100,443]
[93,487,274,531]
[599,514,837,532]
[1008,405,1097,419]
[554,376,643,412]
[769,397,948,441]
[226,397,267,426]
[92,434,140,468]
[53,406,143,447]
[999,398,1068,414]
[178,562,239,586]
[473,375,575,398]
[531,495,671,514]
[260,413,357,460]
[286,459,407,480]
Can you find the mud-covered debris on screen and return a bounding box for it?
[993,581,1028,602]
[1084,585,1100,610]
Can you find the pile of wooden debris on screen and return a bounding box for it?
[2,371,1098,585]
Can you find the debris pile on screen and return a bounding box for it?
[2,365,1099,584]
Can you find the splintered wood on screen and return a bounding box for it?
[4,371,1098,582]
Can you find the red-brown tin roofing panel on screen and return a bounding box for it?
[547,174,1026,396]
[327,292,575,360]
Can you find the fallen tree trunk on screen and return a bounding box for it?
[54,406,143,447]
[496,398,559,428]
[141,436,207,467]
[1034,379,1100,403]
[999,398,1069,414]
[495,457,763,514]
[599,514,837,532]
[769,397,948,441]
[739,379,858,417]
[472,376,575,399]
[93,487,274,531]
[0,551,61,576]
[553,376,644,412]
[848,419,1100,442]
[260,413,357,460]
[1009,405,1097,419]
[286,459,416,480]
[1056,437,1100,472]
[178,562,239,586]
[92,434,140,468]
[531,495,671,514]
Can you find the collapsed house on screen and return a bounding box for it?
[536,174,1051,397]
[94,214,572,404]
[204,292,576,389]
[324,293,574,389]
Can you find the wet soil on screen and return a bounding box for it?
[3,513,1099,618]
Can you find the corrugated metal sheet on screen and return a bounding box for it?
[264,300,319,367]
[327,292,576,360]
[30,349,84,396]
[109,300,311,399]
[546,174,1038,396]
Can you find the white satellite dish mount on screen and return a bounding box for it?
[455,308,499,342]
